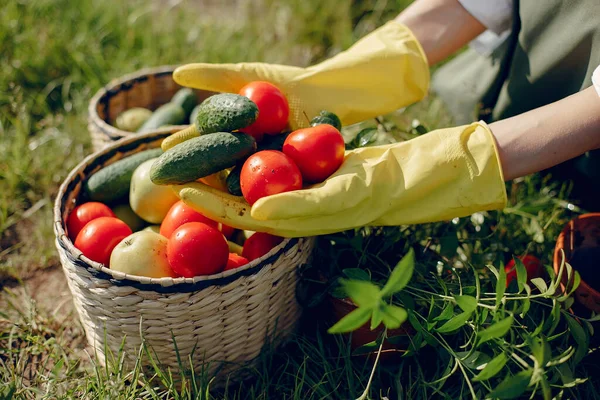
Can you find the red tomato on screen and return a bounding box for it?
[283,124,345,183]
[242,232,284,261]
[167,222,229,277]
[224,253,249,271]
[67,202,116,241]
[74,217,132,266]
[240,150,302,205]
[160,201,218,238]
[219,223,236,239]
[505,255,544,288]
[239,81,289,139]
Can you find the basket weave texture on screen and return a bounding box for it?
[53,130,314,383]
[88,65,215,152]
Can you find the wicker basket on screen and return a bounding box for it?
[53,129,315,385]
[88,65,216,152]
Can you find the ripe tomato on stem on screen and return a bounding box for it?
[74,217,132,266]
[240,150,302,205]
[505,254,544,288]
[160,200,218,238]
[167,222,229,277]
[67,202,116,241]
[239,81,289,140]
[242,232,284,261]
[283,124,345,183]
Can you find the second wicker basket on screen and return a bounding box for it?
[88,65,216,152]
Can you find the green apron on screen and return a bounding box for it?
[432,0,600,210]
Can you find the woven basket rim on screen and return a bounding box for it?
[88,65,190,140]
[54,129,300,291]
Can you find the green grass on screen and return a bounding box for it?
[0,0,409,280]
[1,0,599,399]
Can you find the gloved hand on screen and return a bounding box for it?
[173,122,508,238]
[172,21,430,129]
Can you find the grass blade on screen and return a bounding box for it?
[514,257,527,293]
[496,265,507,307]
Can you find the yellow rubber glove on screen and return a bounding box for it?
[172,21,429,129]
[173,122,508,238]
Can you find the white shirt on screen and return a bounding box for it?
[459,0,600,98]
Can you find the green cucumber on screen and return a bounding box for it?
[195,93,258,134]
[310,110,342,131]
[83,148,163,203]
[226,165,243,196]
[171,88,197,116]
[137,102,186,133]
[150,132,256,185]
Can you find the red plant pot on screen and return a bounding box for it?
[553,213,600,313]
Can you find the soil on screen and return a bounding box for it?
[0,264,74,318]
[569,247,600,291]
[0,264,93,375]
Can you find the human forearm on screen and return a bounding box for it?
[490,86,600,181]
[395,0,486,66]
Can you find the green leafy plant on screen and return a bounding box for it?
[319,224,595,399]
[328,248,415,334]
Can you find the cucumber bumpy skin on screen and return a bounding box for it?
[150,132,256,185]
[195,93,259,134]
[161,94,259,152]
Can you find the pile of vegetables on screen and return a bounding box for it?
[150,81,346,204]
[69,81,346,279]
[114,88,199,133]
